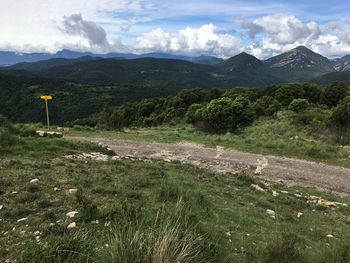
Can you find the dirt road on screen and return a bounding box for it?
[72,137,350,196]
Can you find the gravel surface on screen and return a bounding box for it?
[71,137,350,196]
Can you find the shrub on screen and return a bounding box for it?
[288,99,309,113]
[200,96,255,133]
[320,82,349,107]
[254,96,282,116]
[275,84,305,106]
[0,115,17,147]
[329,96,350,144]
[185,104,205,124]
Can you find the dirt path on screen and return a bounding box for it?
[71,137,350,196]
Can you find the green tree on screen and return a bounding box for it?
[186,104,205,124]
[201,96,255,133]
[275,84,304,106]
[302,83,321,104]
[289,99,309,113]
[254,96,282,116]
[329,96,350,144]
[320,82,349,107]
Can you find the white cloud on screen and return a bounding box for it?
[240,14,350,59]
[0,0,148,53]
[135,24,244,57]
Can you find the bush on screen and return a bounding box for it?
[329,96,350,144]
[320,82,349,107]
[275,84,305,106]
[185,104,205,124]
[200,96,255,133]
[254,96,282,116]
[0,115,17,147]
[288,99,309,113]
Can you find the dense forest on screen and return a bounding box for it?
[0,71,177,124]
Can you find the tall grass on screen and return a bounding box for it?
[101,200,205,263]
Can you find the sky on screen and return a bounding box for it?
[1,0,350,59]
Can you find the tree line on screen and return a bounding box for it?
[79,82,350,144]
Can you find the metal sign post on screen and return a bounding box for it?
[40,95,52,130]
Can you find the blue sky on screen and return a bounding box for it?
[1,0,350,58]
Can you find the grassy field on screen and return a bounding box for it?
[68,114,350,168]
[1,136,350,262]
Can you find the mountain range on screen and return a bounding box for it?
[1,46,350,87]
[0,49,223,66]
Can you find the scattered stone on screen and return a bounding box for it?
[67,222,77,229]
[266,209,276,219]
[254,157,268,175]
[280,190,289,194]
[30,178,39,183]
[297,212,303,218]
[36,130,63,138]
[17,218,28,223]
[318,200,336,207]
[327,234,334,238]
[250,184,265,192]
[226,232,231,237]
[64,152,110,162]
[54,187,60,191]
[294,193,303,198]
[66,211,79,218]
[0,205,3,210]
[272,190,279,197]
[91,220,100,224]
[33,231,40,236]
[11,191,18,194]
[68,189,78,194]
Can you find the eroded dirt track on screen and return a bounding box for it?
[71,137,350,196]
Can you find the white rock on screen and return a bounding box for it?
[255,157,268,175]
[68,189,78,194]
[67,222,76,229]
[91,220,100,224]
[327,234,334,238]
[251,184,265,192]
[66,211,79,218]
[30,179,39,183]
[54,187,60,191]
[17,217,28,223]
[272,191,278,197]
[33,231,40,236]
[266,209,276,219]
[297,212,303,218]
[280,190,289,194]
[0,205,3,210]
[226,232,231,237]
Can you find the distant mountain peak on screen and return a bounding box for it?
[220,52,263,72]
[265,45,334,71]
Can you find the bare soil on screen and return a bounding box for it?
[71,137,350,196]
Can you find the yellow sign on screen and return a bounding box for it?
[40,95,52,100]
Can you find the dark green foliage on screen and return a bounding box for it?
[329,96,350,144]
[289,99,309,113]
[275,84,305,106]
[0,115,18,147]
[254,96,282,116]
[200,96,256,133]
[320,82,349,107]
[186,103,205,124]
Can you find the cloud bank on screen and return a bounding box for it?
[1,0,350,59]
